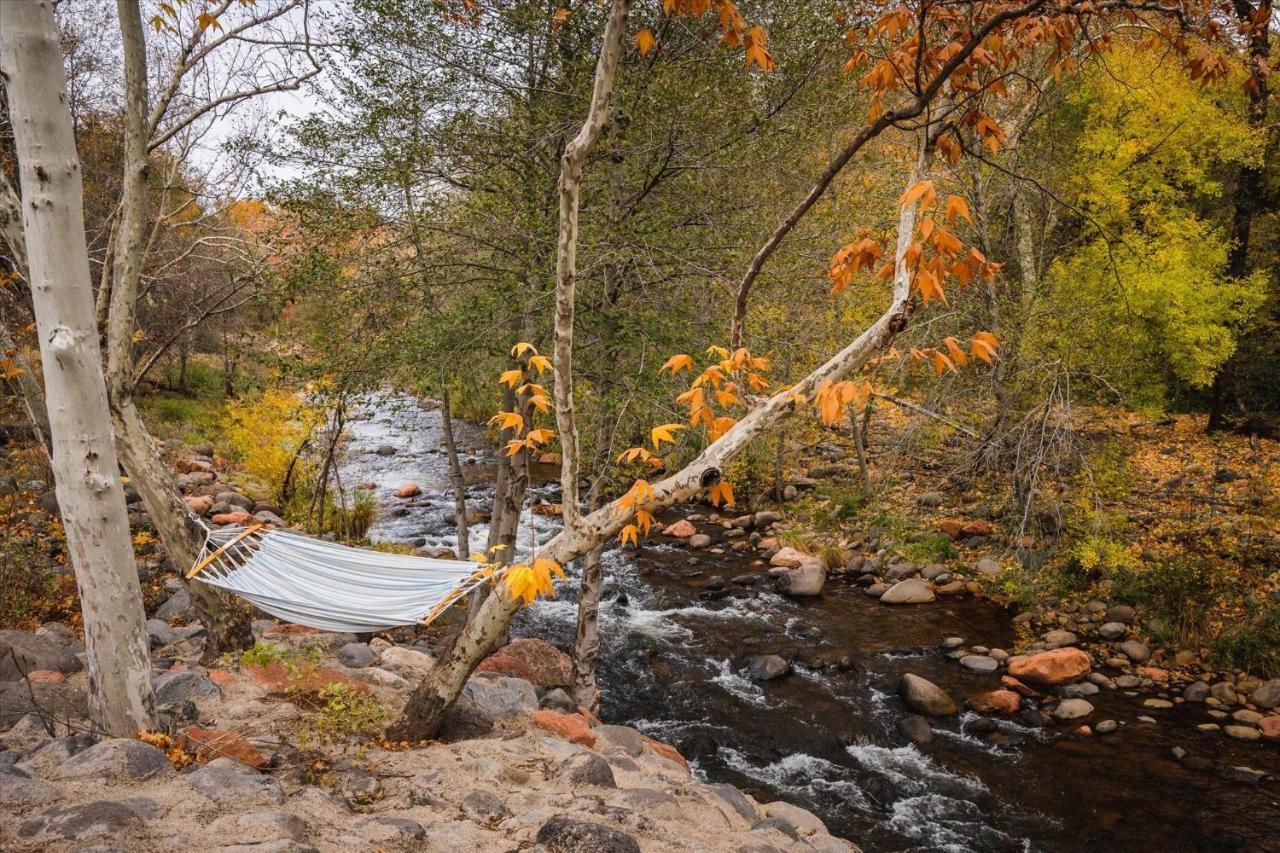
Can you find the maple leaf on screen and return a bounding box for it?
[636,28,656,56]
[527,354,552,375]
[900,180,937,211]
[942,336,969,367]
[499,368,524,388]
[660,353,693,376]
[706,345,730,359]
[617,478,656,514]
[635,509,655,536]
[708,480,735,507]
[196,11,222,32]
[552,7,570,30]
[511,342,537,358]
[971,331,1000,364]
[651,423,686,450]
[619,524,639,547]
[944,195,974,226]
[931,350,957,376]
[527,393,551,414]
[617,446,653,464]
[743,26,775,71]
[709,416,737,441]
[488,411,524,432]
[526,427,556,445]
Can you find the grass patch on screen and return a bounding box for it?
[901,532,957,564]
[298,683,391,750]
[1110,556,1220,645]
[1212,600,1280,677]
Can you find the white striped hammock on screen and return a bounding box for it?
[188,524,488,633]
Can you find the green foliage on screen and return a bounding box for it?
[298,684,392,750]
[901,533,957,564]
[1212,600,1280,678]
[1068,535,1139,577]
[1110,556,1221,645]
[222,388,323,502]
[0,540,76,628]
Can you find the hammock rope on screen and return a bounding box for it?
[188,522,493,633]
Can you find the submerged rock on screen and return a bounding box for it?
[899,673,957,716]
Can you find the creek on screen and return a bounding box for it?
[341,393,1278,853]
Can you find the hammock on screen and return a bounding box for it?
[187,523,488,633]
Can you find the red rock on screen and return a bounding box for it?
[532,710,596,747]
[531,503,564,517]
[1001,675,1039,697]
[1007,648,1091,686]
[263,623,323,637]
[961,519,993,536]
[1073,725,1092,736]
[1259,717,1280,741]
[662,520,696,538]
[208,670,236,686]
[1137,666,1169,683]
[244,662,368,697]
[476,638,572,688]
[968,690,1021,715]
[211,511,252,525]
[394,483,421,498]
[538,453,562,465]
[27,670,65,684]
[642,736,691,774]
[183,726,267,768]
[938,518,964,538]
[185,495,214,516]
[175,458,214,474]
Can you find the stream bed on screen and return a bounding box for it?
[341,394,1279,853]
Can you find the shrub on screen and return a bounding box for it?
[298,684,391,748]
[902,533,957,564]
[222,388,324,502]
[1110,556,1220,645]
[1212,600,1280,678]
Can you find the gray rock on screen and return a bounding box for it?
[1041,630,1078,649]
[341,768,381,802]
[437,696,495,742]
[337,642,376,668]
[1057,682,1099,699]
[707,782,758,822]
[960,655,999,673]
[55,738,172,781]
[156,588,195,622]
[941,637,966,649]
[535,816,641,853]
[1183,682,1211,702]
[154,670,220,705]
[540,688,576,713]
[1095,719,1118,734]
[144,619,179,648]
[753,511,782,527]
[897,714,933,744]
[879,578,935,605]
[557,751,616,787]
[917,492,945,508]
[1210,682,1239,704]
[375,445,398,456]
[975,557,1003,576]
[0,682,87,728]
[594,724,645,757]
[0,765,58,806]
[747,655,790,682]
[1116,640,1150,662]
[0,630,82,681]
[921,564,949,581]
[1,713,53,751]
[899,673,957,716]
[886,562,920,581]
[461,672,538,719]
[1225,725,1261,741]
[460,790,510,826]
[1105,604,1135,624]
[17,733,98,776]
[215,810,308,843]
[1098,622,1128,641]
[1052,699,1094,721]
[186,760,284,804]
[17,798,157,842]
[776,559,825,597]
[1250,680,1280,710]
[353,816,424,842]
[689,534,712,549]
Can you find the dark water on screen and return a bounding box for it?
[343,394,1280,853]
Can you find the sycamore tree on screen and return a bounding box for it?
[388,0,1227,740]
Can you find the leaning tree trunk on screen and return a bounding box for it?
[0,0,156,736]
[390,107,940,742]
[105,0,253,659]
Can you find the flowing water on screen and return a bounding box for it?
[341,394,1279,853]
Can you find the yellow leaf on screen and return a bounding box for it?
[709,416,736,441]
[619,524,639,547]
[528,354,552,375]
[942,336,969,367]
[504,439,528,457]
[708,480,735,507]
[499,368,524,388]
[715,388,739,407]
[931,350,957,376]
[651,422,686,450]
[488,411,524,432]
[528,393,551,414]
[511,341,537,358]
[617,446,653,464]
[660,353,693,376]
[636,28,656,56]
[705,345,729,359]
[634,509,655,536]
[526,427,556,445]
[196,11,222,31]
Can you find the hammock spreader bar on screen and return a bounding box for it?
[189,523,490,633]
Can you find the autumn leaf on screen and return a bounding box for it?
[943,195,973,226]
[743,26,775,72]
[196,11,222,32]
[526,427,556,445]
[706,345,729,359]
[552,7,570,29]
[971,331,1000,364]
[942,336,969,367]
[527,393,551,414]
[709,416,737,441]
[488,411,524,432]
[899,179,937,211]
[511,341,537,358]
[499,368,524,388]
[635,509,655,536]
[931,350,957,376]
[527,354,552,375]
[617,478,655,514]
[660,353,693,376]
[708,479,735,507]
[636,28,656,56]
[619,524,639,547]
[617,446,653,464]
[651,422,686,450]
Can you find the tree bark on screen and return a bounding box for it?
[106,0,253,659]
[440,388,470,560]
[0,0,156,736]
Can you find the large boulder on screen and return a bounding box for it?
[54,738,172,781]
[0,682,87,729]
[535,817,640,853]
[1251,680,1280,710]
[769,547,808,569]
[777,558,825,597]
[879,579,935,604]
[968,690,1021,716]
[153,670,219,706]
[0,766,58,807]
[747,655,790,682]
[0,630,82,681]
[662,520,696,538]
[1007,648,1091,686]
[17,798,157,843]
[475,637,571,688]
[185,759,284,804]
[461,672,538,719]
[899,673,957,716]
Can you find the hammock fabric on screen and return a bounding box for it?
[189,523,488,633]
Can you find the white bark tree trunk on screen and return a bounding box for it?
[0,0,156,736]
[106,0,253,659]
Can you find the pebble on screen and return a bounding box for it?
[1052,699,1094,721]
[1095,719,1118,734]
[1224,725,1262,742]
[960,655,999,673]
[1142,699,1174,709]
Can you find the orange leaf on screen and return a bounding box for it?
[660,353,694,376]
[943,195,973,226]
[636,28,656,56]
